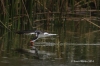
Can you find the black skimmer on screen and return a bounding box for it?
[16,30,57,43]
[16,30,57,58]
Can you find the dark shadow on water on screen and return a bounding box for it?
[0,44,100,66]
[14,48,56,60]
[0,57,98,66]
[0,27,100,66]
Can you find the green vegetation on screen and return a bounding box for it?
[0,0,100,62]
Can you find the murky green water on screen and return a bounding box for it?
[0,57,97,66]
[0,28,100,66]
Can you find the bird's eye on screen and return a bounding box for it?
[36,32,40,34]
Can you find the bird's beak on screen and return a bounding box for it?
[48,34,57,36]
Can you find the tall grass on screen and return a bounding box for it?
[0,0,100,59]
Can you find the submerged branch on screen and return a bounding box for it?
[0,20,11,31]
[82,18,100,28]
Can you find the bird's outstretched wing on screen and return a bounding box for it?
[16,30,36,35]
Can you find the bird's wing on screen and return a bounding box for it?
[16,30,36,35]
